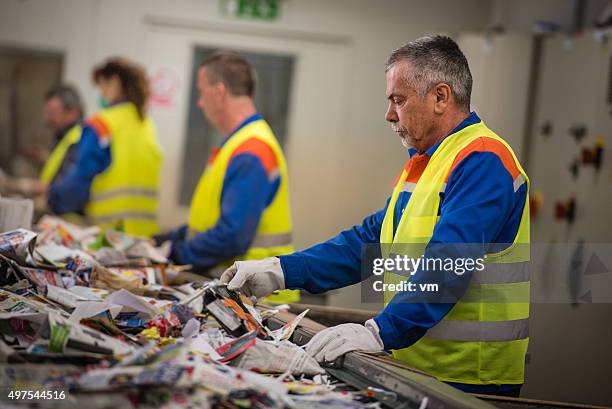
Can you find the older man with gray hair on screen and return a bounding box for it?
[1,85,83,200]
[38,85,84,185]
[222,35,530,397]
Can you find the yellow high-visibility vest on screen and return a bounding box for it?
[380,120,530,385]
[40,124,82,184]
[188,117,299,303]
[84,102,163,238]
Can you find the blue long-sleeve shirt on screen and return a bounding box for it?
[280,112,527,394]
[47,123,111,214]
[167,114,282,271]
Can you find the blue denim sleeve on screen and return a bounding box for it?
[280,199,389,294]
[169,153,279,270]
[373,151,525,350]
[47,126,111,214]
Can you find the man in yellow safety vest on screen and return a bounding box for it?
[156,51,299,304]
[39,85,84,186]
[221,36,530,396]
[0,85,83,202]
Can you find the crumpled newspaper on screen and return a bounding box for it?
[0,229,37,262]
[231,339,324,375]
[89,264,148,295]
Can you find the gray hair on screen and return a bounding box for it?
[385,35,472,109]
[44,85,84,117]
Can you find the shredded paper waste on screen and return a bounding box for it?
[0,216,381,409]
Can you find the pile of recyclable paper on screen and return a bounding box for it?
[0,217,381,409]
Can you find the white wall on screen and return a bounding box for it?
[458,33,533,160]
[522,33,612,407]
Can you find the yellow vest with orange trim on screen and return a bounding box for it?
[188,118,299,303]
[40,124,82,184]
[381,120,530,385]
[84,103,163,238]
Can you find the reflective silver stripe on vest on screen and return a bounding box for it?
[401,182,417,193]
[251,232,293,248]
[91,188,158,202]
[425,318,529,342]
[513,175,525,192]
[401,182,447,193]
[91,211,157,223]
[268,168,280,182]
[471,261,530,284]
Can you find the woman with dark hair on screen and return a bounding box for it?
[93,58,150,120]
[48,58,163,237]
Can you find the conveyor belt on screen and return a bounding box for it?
[267,316,497,409]
[266,313,612,409]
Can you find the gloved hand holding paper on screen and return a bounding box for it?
[220,258,285,299]
[305,320,385,363]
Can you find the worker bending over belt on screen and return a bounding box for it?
[222,36,530,397]
[156,51,298,304]
[39,85,84,187]
[48,58,163,237]
[0,85,83,206]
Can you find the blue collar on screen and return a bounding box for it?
[408,111,480,158]
[221,113,262,147]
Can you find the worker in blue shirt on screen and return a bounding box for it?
[155,52,296,305]
[154,111,289,270]
[37,85,84,185]
[48,58,163,237]
[221,36,530,397]
[1,85,83,201]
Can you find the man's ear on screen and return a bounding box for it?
[214,81,227,100]
[433,82,452,114]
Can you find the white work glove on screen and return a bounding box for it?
[220,257,285,299]
[305,319,384,363]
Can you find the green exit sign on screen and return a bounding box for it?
[220,0,281,21]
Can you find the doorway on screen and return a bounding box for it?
[0,46,63,177]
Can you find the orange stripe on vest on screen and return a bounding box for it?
[231,137,278,176]
[86,116,112,143]
[394,154,432,187]
[446,136,521,182]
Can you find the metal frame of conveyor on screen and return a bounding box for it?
[267,317,498,409]
[267,316,609,409]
